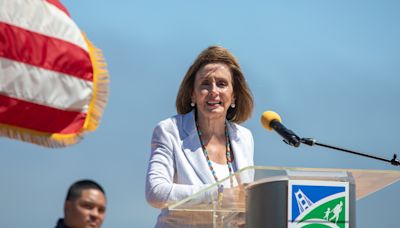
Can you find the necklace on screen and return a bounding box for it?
[196,121,234,184]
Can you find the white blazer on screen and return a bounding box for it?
[145,110,254,227]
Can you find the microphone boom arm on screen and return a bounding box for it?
[300,138,400,167]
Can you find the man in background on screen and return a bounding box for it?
[55,180,107,228]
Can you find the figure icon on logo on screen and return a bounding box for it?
[329,201,343,224]
[323,207,331,220]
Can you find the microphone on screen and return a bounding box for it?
[261,111,301,147]
[260,111,400,166]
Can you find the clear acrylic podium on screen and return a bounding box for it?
[167,166,400,228]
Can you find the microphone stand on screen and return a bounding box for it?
[300,138,400,167]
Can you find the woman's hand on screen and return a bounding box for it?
[220,184,246,209]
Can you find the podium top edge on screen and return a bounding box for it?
[245,165,400,174]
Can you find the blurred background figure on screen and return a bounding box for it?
[55,180,107,228]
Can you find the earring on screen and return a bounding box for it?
[230,103,236,108]
[190,102,195,107]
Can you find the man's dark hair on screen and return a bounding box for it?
[65,179,105,202]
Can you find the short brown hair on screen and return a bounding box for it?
[65,179,105,202]
[176,46,253,123]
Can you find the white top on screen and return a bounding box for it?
[210,160,238,188]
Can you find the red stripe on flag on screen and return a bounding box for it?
[0,95,86,134]
[45,0,71,17]
[0,22,93,81]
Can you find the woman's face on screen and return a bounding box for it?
[192,63,234,121]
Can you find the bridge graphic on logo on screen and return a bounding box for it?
[295,189,313,213]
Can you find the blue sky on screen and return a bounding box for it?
[1,0,399,227]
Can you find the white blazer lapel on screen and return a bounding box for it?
[228,122,246,170]
[228,122,253,183]
[181,111,215,184]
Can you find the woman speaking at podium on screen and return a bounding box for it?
[145,46,254,227]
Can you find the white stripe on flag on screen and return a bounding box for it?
[0,57,93,112]
[0,0,88,51]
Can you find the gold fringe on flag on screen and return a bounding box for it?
[82,33,110,132]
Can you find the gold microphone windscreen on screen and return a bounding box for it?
[261,111,282,131]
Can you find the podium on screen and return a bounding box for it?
[167,166,400,227]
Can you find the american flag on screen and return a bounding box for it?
[0,0,109,147]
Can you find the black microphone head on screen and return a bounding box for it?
[261,111,282,131]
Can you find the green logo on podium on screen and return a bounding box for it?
[288,180,349,228]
